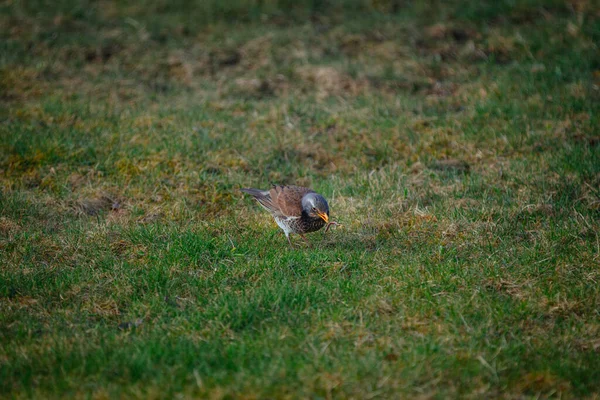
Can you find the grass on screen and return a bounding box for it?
[1,0,599,398]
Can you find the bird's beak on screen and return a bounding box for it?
[317,212,329,223]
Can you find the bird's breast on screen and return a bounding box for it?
[299,215,327,233]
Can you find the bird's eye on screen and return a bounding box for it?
[312,207,317,212]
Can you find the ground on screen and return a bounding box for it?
[1,0,599,398]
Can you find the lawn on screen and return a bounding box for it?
[1,0,599,398]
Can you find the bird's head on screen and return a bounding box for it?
[302,192,329,223]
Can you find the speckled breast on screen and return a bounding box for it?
[297,216,327,234]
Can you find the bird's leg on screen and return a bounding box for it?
[286,233,294,247]
[299,233,311,247]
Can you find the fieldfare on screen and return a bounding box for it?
[241,185,340,246]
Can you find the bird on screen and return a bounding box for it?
[241,184,339,246]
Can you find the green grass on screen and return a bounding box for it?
[1,0,599,398]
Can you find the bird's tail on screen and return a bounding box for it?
[240,188,278,214]
[240,188,269,197]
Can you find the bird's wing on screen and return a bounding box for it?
[270,185,313,217]
[240,188,283,217]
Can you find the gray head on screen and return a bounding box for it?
[301,192,329,223]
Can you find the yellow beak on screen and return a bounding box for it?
[317,212,329,223]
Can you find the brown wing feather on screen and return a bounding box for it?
[270,185,313,217]
[241,188,283,216]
